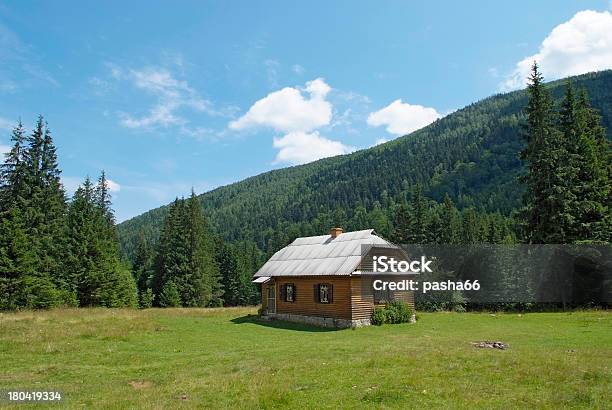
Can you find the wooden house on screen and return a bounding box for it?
[253,228,415,328]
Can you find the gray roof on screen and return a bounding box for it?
[254,229,396,277]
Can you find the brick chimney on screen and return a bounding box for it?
[330,227,343,239]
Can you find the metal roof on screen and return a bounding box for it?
[253,229,396,277]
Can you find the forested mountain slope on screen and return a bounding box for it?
[118,70,612,260]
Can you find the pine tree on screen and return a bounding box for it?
[440,195,460,244]
[567,89,611,242]
[519,63,568,243]
[133,230,153,298]
[0,121,28,210]
[392,202,411,244]
[153,192,222,307]
[0,117,69,307]
[38,123,68,293]
[66,175,136,307]
[158,280,181,307]
[0,207,35,309]
[216,239,240,306]
[461,208,478,244]
[407,184,427,243]
[95,170,115,226]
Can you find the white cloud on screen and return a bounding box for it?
[0,144,10,156]
[229,78,332,133]
[272,131,353,165]
[230,78,357,165]
[367,99,441,136]
[501,10,612,91]
[106,64,235,137]
[106,179,121,193]
[61,176,120,196]
[373,138,390,146]
[117,66,219,129]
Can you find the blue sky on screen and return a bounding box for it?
[1,0,611,221]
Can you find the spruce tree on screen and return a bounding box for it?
[66,175,136,307]
[216,239,240,306]
[567,89,611,242]
[0,121,28,210]
[461,208,478,244]
[392,202,411,244]
[133,230,154,300]
[407,184,427,243]
[519,63,568,243]
[440,195,460,244]
[153,192,222,307]
[0,207,34,309]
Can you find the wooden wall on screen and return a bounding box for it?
[350,276,374,320]
[274,276,352,320]
[263,276,415,321]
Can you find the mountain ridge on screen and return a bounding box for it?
[118,70,612,260]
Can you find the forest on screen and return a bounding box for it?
[118,70,612,262]
[1,67,610,310]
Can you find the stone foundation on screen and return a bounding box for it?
[262,312,371,328]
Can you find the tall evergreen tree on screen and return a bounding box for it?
[519,63,568,243]
[216,239,240,306]
[66,175,136,307]
[153,192,222,307]
[0,121,28,210]
[133,230,154,299]
[392,202,411,244]
[565,88,611,242]
[407,184,427,243]
[440,194,460,244]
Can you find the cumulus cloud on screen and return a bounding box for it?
[501,10,612,91]
[229,78,332,133]
[0,144,10,156]
[230,78,351,165]
[272,131,353,165]
[367,99,441,136]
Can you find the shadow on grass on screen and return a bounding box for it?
[230,314,341,332]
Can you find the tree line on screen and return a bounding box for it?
[0,117,261,310]
[0,117,135,309]
[1,65,610,310]
[131,193,260,308]
[519,63,611,243]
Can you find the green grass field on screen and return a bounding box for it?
[0,308,610,409]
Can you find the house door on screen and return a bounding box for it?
[267,284,276,313]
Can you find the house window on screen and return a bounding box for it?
[284,283,295,302]
[317,284,332,303]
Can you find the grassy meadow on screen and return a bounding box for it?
[0,308,610,409]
